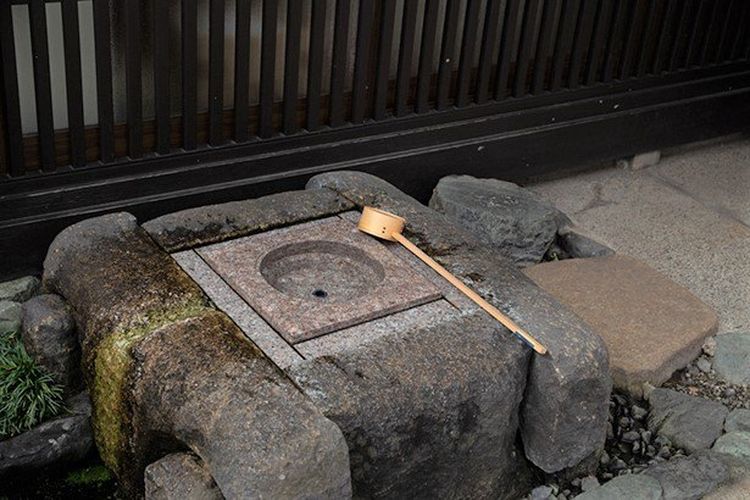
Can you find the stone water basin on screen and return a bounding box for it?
[196,217,440,343]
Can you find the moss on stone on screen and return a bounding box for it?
[92,299,210,472]
[65,464,113,486]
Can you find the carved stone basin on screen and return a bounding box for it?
[197,217,440,344]
[260,240,386,301]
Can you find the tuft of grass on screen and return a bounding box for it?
[0,338,64,439]
[65,464,113,486]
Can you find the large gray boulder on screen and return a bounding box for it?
[144,453,222,500]
[725,409,750,433]
[287,313,532,499]
[307,171,611,474]
[648,388,729,453]
[574,474,662,500]
[0,392,93,477]
[21,294,79,393]
[429,175,570,266]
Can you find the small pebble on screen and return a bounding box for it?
[599,451,610,465]
[702,337,717,357]
[696,357,712,373]
[621,430,639,442]
[580,476,599,492]
[631,405,648,420]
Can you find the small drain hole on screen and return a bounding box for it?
[312,289,328,299]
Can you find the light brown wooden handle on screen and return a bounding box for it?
[392,233,548,355]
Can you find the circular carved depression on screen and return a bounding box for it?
[259,240,386,301]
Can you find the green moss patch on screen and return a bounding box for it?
[92,299,210,472]
[65,464,113,486]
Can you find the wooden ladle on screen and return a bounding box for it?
[358,206,548,355]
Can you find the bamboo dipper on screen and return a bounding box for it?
[357,206,548,355]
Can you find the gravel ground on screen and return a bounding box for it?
[663,354,750,411]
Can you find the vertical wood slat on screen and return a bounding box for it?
[352,0,376,123]
[92,0,114,162]
[669,0,693,71]
[699,0,722,65]
[208,0,225,146]
[182,0,198,150]
[329,0,351,125]
[685,0,709,68]
[730,2,749,60]
[306,0,326,130]
[584,0,613,85]
[125,0,143,158]
[395,0,420,116]
[373,0,397,120]
[29,0,56,170]
[550,0,581,90]
[153,0,171,154]
[61,0,86,166]
[475,0,506,104]
[259,0,278,137]
[493,0,522,99]
[283,0,303,132]
[567,0,597,89]
[533,0,561,93]
[653,0,679,74]
[416,0,441,112]
[0,0,24,175]
[455,0,481,107]
[636,0,660,77]
[619,0,646,79]
[715,0,736,62]
[436,0,461,110]
[234,0,251,142]
[602,0,629,82]
[515,0,544,96]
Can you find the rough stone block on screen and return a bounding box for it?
[725,409,750,433]
[142,188,354,252]
[21,294,79,393]
[131,312,352,499]
[648,388,729,453]
[713,332,750,385]
[574,474,662,499]
[287,312,532,499]
[0,300,22,337]
[429,175,570,266]
[642,451,728,500]
[712,432,750,463]
[524,255,718,397]
[144,453,222,500]
[0,276,39,303]
[307,171,612,475]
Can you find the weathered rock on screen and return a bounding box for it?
[307,171,611,474]
[143,188,354,252]
[429,175,570,266]
[725,409,750,433]
[144,453,222,500]
[21,294,79,392]
[42,213,351,498]
[524,255,718,398]
[130,312,351,499]
[703,451,750,499]
[712,432,750,463]
[0,276,39,303]
[529,485,555,499]
[287,312,533,499]
[574,474,662,499]
[0,392,92,477]
[556,226,614,259]
[580,475,600,492]
[0,300,22,337]
[642,451,728,500]
[713,332,750,385]
[648,388,729,453]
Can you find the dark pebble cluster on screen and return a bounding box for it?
[598,392,683,481]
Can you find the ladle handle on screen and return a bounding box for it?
[392,233,548,355]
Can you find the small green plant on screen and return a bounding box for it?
[65,464,113,486]
[0,339,64,439]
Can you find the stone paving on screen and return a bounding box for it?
[530,136,750,334]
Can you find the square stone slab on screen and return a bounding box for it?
[524,255,718,397]
[198,217,441,344]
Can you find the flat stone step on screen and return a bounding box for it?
[524,255,718,397]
